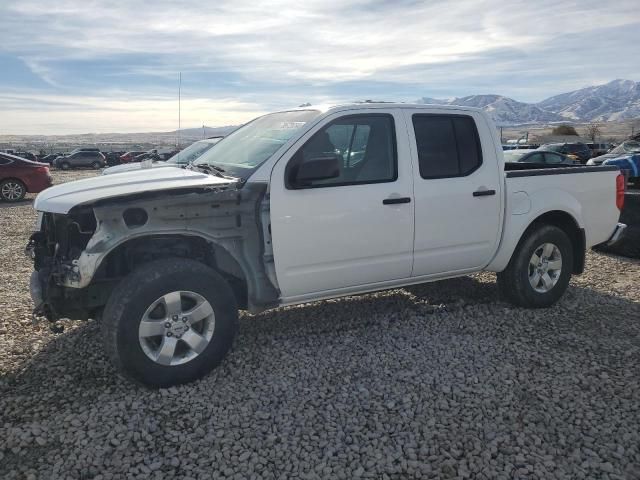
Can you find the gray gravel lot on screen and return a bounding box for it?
[1,170,640,479]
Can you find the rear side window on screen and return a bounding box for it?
[0,157,12,165]
[412,115,482,179]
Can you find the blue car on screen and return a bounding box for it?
[603,153,640,186]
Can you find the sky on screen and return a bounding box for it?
[1,0,639,134]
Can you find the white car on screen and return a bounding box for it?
[27,103,626,387]
[101,138,223,175]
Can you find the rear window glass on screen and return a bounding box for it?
[412,115,483,179]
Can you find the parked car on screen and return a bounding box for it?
[69,147,100,153]
[130,148,177,162]
[587,141,640,165]
[104,151,125,167]
[102,138,222,175]
[134,151,156,162]
[538,143,592,163]
[158,148,179,161]
[41,153,63,165]
[0,152,52,201]
[53,150,106,170]
[28,103,625,387]
[15,151,39,162]
[602,154,640,186]
[119,151,146,164]
[503,150,578,165]
[587,142,612,157]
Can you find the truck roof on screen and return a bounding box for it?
[286,102,485,115]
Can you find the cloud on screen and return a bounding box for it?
[0,91,264,134]
[0,0,639,133]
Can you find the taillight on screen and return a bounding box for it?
[34,166,49,174]
[616,173,625,210]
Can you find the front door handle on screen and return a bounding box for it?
[383,197,411,205]
[473,189,496,197]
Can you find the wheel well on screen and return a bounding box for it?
[526,210,585,274]
[1,177,26,185]
[94,234,249,309]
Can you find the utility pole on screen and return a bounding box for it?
[177,72,182,148]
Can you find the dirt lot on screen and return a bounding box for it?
[1,170,639,479]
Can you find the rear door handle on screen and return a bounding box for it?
[383,197,411,205]
[473,189,496,197]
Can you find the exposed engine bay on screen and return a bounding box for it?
[27,182,280,323]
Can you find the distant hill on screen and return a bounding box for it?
[174,125,238,140]
[417,79,640,125]
[537,79,640,122]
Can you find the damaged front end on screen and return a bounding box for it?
[26,207,100,322]
[26,182,281,326]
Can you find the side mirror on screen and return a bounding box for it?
[293,154,340,186]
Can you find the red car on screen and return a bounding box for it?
[0,153,52,202]
[119,151,146,164]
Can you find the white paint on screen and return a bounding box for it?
[269,108,414,297]
[34,166,233,214]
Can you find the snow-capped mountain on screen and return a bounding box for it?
[416,94,562,125]
[537,79,640,122]
[416,79,640,125]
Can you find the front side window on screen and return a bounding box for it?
[524,152,545,163]
[286,114,397,189]
[544,153,563,164]
[412,114,482,179]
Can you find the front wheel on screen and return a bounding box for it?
[497,225,573,308]
[92,161,102,169]
[0,179,26,201]
[60,162,70,170]
[101,258,238,387]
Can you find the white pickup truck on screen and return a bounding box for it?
[27,103,626,387]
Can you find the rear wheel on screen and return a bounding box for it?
[0,179,26,202]
[92,161,102,169]
[60,162,70,170]
[101,258,238,387]
[497,225,573,308]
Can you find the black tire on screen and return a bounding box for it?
[91,161,102,169]
[101,258,238,387]
[60,162,70,170]
[497,224,573,308]
[0,179,27,202]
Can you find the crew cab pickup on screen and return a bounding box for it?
[26,103,626,387]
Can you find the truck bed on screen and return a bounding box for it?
[504,162,619,176]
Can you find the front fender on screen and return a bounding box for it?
[61,183,279,311]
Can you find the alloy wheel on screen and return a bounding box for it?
[138,291,216,366]
[528,243,562,293]
[1,182,24,201]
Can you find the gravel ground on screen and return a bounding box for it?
[1,170,640,480]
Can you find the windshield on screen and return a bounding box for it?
[609,141,640,155]
[168,139,221,165]
[193,110,321,177]
[503,151,528,162]
[540,144,561,152]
